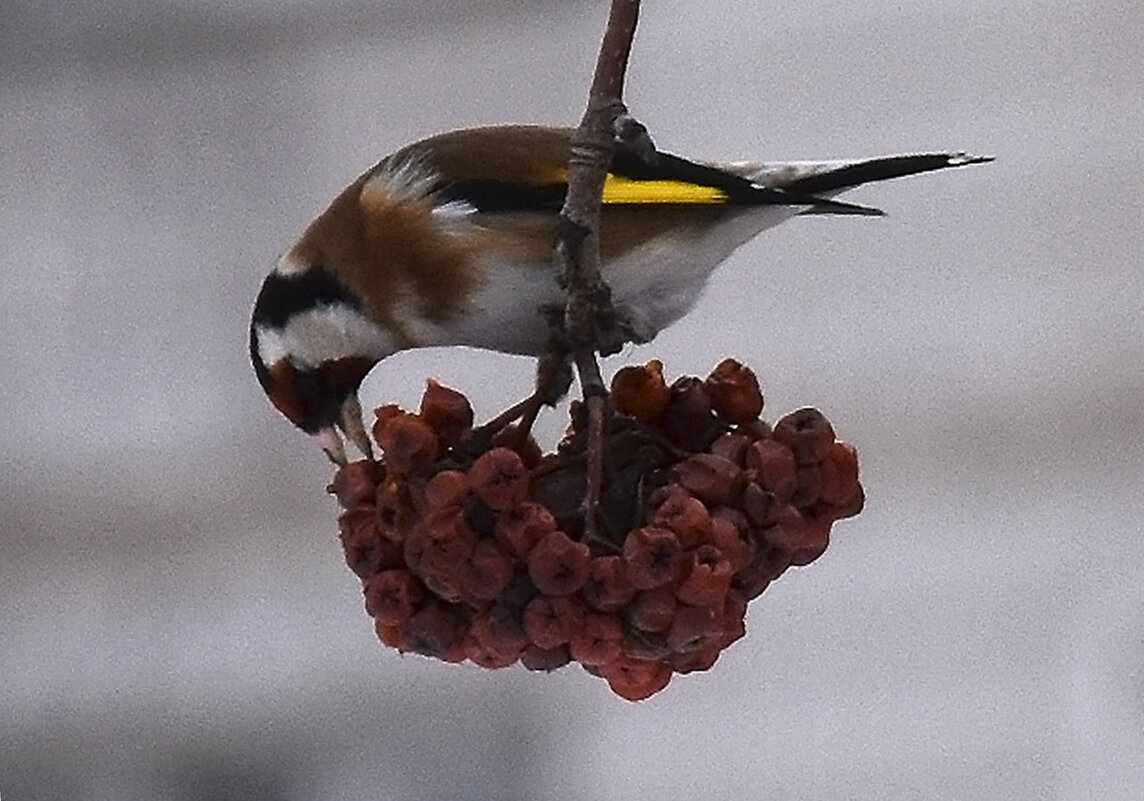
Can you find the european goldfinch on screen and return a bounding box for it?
[250,124,990,463]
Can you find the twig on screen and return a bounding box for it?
[555,0,642,545]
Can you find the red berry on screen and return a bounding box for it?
[709,507,754,572]
[668,643,722,674]
[705,358,764,424]
[675,545,733,608]
[611,360,671,422]
[772,407,835,465]
[467,447,530,511]
[523,595,586,649]
[364,569,425,626]
[628,587,678,633]
[419,379,473,445]
[568,612,624,667]
[528,530,591,596]
[601,656,672,701]
[458,540,514,602]
[520,644,572,672]
[667,604,721,654]
[581,555,635,612]
[650,493,711,550]
[745,439,797,501]
[327,460,382,509]
[399,603,465,659]
[672,453,743,506]
[623,527,683,590]
[708,432,751,466]
[820,441,861,507]
[494,501,557,557]
[374,411,440,475]
[424,469,469,510]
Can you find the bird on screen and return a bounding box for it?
[249,124,991,464]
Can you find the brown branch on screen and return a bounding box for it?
[555,0,642,545]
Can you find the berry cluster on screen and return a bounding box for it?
[329,360,863,700]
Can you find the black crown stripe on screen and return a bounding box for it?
[251,264,361,331]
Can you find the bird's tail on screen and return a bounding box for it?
[726,152,994,215]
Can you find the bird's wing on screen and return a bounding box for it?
[375,124,883,217]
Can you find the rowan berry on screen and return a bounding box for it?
[772,407,835,465]
[705,358,764,423]
[671,453,743,506]
[568,612,624,666]
[675,545,733,608]
[601,656,672,701]
[494,501,557,557]
[522,595,586,649]
[419,379,474,446]
[581,555,635,612]
[327,459,382,509]
[467,447,530,511]
[364,569,425,626]
[528,530,591,596]
[611,360,671,422]
[623,527,683,589]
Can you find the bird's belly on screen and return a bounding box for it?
[406,206,797,356]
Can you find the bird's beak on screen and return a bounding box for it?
[317,425,348,466]
[337,392,374,460]
[317,394,373,466]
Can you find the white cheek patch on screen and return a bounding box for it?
[254,303,398,370]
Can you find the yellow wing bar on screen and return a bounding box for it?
[600,174,728,204]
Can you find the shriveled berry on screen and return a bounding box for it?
[773,407,835,465]
[528,530,591,595]
[523,595,586,649]
[364,569,425,626]
[675,545,734,608]
[494,501,557,557]
[628,586,678,632]
[623,527,683,589]
[705,358,764,423]
[419,379,473,445]
[375,411,439,475]
[399,603,465,659]
[668,644,722,674]
[659,376,720,451]
[458,540,514,602]
[745,439,797,500]
[520,644,572,672]
[327,460,382,509]
[672,453,743,505]
[651,491,712,549]
[667,604,721,654]
[581,555,635,612]
[467,447,529,511]
[568,612,624,666]
[601,656,672,702]
[611,360,671,422]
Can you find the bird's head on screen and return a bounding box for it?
[249,257,395,464]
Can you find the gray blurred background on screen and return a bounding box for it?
[3,0,1142,798]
